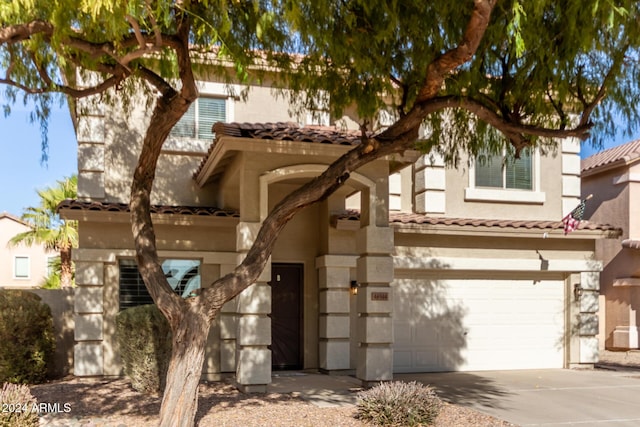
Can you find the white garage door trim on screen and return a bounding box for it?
[393,272,566,373]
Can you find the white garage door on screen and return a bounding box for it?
[393,274,565,373]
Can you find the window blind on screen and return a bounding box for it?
[170,97,226,140]
[197,98,226,140]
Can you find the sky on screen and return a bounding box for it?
[0,96,638,218]
[0,97,77,217]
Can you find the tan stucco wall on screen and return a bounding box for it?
[78,218,237,252]
[582,162,640,348]
[628,162,640,238]
[83,79,307,207]
[0,216,55,288]
[233,84,299,124]
[32,288,75,377]
[443,150,564,220]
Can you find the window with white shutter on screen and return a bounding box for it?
[170,97,226,140]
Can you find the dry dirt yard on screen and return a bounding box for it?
[29,377,516,426]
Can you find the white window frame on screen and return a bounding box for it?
[13,255,30,280]
[165,81,237,153]
[465,148,545,204]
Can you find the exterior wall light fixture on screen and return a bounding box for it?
[350,280,359,296]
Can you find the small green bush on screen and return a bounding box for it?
[116,304,172,393]
[0,291,55,384]
[0,383,39,427]
[355,381,442,426]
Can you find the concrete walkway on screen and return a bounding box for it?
[269,372,362,407]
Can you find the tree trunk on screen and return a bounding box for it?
[159,304,211,427]
[59,245,73,288]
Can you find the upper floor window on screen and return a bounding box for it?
[119,259,201,310]
[170,97,226,140]
[475,147,532,190]
[14,256,30,279]
[466,146,545,204]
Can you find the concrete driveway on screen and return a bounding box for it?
[396,369,640,426]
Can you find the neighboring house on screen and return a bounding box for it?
[581,140,640,350]
[59,75,619,390]
[0,212,55,289]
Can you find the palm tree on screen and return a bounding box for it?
[9,175,78,288]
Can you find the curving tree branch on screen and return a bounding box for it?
[416,0,497,102]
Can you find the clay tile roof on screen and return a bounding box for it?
[581,139,640,173]
[388,212,610,231]
[195,122,365,178]
[332,211,620,234]
[212,121,363,145]
[57,199,239,217]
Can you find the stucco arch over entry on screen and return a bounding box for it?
[258,163,377,223]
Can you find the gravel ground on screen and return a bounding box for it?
[28,377,515,426]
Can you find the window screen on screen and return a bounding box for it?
[119,259,154,310]
[119,259,202,310]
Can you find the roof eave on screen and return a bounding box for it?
[391,221,621,239]
[59,206,239,227]
[194,136,421,186]
[581,156,640,178]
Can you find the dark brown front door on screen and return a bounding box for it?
[269,263,303,370]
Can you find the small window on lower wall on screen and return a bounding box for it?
[14,256,30,279]
[118,259,201,311]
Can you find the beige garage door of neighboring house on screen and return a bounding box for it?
[392,272,566,373]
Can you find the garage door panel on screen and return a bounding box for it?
[393,277,565,372]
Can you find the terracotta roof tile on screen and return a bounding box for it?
[57,200,239,217]
[332,211,620,233]
[211,122,364,146]
[393,212,619,232]
[581,139,640,173]
[195,122,366,178]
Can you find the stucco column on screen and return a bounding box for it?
[569,271,601,367]
[355,226,394,385]
[235,221,272,392]
[73,259,105,376]
[219,263,239,373]
[316,255,357,372]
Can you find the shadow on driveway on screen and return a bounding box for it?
[395,372,510,409]
[398,369,640,427]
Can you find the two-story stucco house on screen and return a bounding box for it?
[59,74,619,390]
[0,212,55,289]
[581,140,640,350]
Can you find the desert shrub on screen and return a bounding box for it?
[0,383,39,427]
[0,290,55,384]
[116,304,172,393]
[355,381,442,426]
